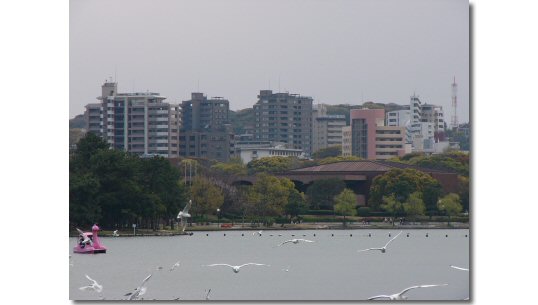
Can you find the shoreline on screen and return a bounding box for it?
[70,222,469,237]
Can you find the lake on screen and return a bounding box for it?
[69,229,470,301]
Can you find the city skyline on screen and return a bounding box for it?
[70,0,469,122]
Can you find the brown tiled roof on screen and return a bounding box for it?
[290,160,450,173]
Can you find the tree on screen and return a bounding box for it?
[306,178,346,210]
[69,172,101,226]
[403,192,426,223]
[458,176,470,212]
[333,189,357,227]
[247,156,294,174]
[369,168,442,211]
[422,179,442,218]
[285,189,308,222]
[70,136,188,230]
[190,177,224,221]
[71,132,110,167]
[211,157,247,176]
[248,173,296,226]
[397,151,470,177]
[312,145,342,159]
[381,194,403,226]
[437,193,463,226]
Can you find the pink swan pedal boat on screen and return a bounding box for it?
[73,224,107,254]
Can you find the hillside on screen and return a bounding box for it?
[229,108,255,134]
[69,114,86,129]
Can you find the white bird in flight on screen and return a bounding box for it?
[112,230,119,237]
[278,239,315,246]
[450,265,469,271]
[125,274,152,300]
[177,200,192,232]
[367,284,448,300]
[205,289,212,300]
[358,231,402,253]
[79,274,103,293]
[204,263,270,273]
[282,266,291,272]
[177,200,192,219]
[253,230,263,236]
[169,261,181,271]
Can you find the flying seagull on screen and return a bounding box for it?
[112,230,119,237]
[253,230,263,236]
[79,274,103,293]
[450,265,469,271]
[205,289,212,300]
[177,200,192,232]
[278,239,315,246]
[358,231,402,253]
[203,263,270,273]
[125,274,152,300]
[367,284,448,300]
[169,261,181,271]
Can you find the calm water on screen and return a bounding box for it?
[69,229,470,301]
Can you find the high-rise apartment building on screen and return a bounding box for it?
[179,93,234,162]
[312,104,346,154]
[341,126,352,157]
[253,90,313,156]
[349,109,408,159]
[84,81,180,158]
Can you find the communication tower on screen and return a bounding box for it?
[451,76,459,130]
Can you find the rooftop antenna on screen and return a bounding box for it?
[114,66,117,83]
[197,80,200,92]
[278,75,281,93]
[451,76,459,130]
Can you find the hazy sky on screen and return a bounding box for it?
[70,0,469,122]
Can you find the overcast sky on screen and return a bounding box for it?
[70,0,469,122]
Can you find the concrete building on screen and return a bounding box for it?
[349,109,408,160]
[421,103,447,142]
[253,90,313,156]
[235,141,304,164]
[85,81,180,158]
[341,126,352,157]
[85,103,103,136]
[312,104,346,154]
[350,109,385,159]
[385,95,445,153]
[375,126,411,159]
[386,108,411,127]
[179,93,234,162]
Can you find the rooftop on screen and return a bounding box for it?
[290,160,453,173]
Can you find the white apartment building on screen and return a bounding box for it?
[85,81,180,158]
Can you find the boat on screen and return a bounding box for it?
[73,224,107,254]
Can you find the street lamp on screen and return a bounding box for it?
[217,208,221,229]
